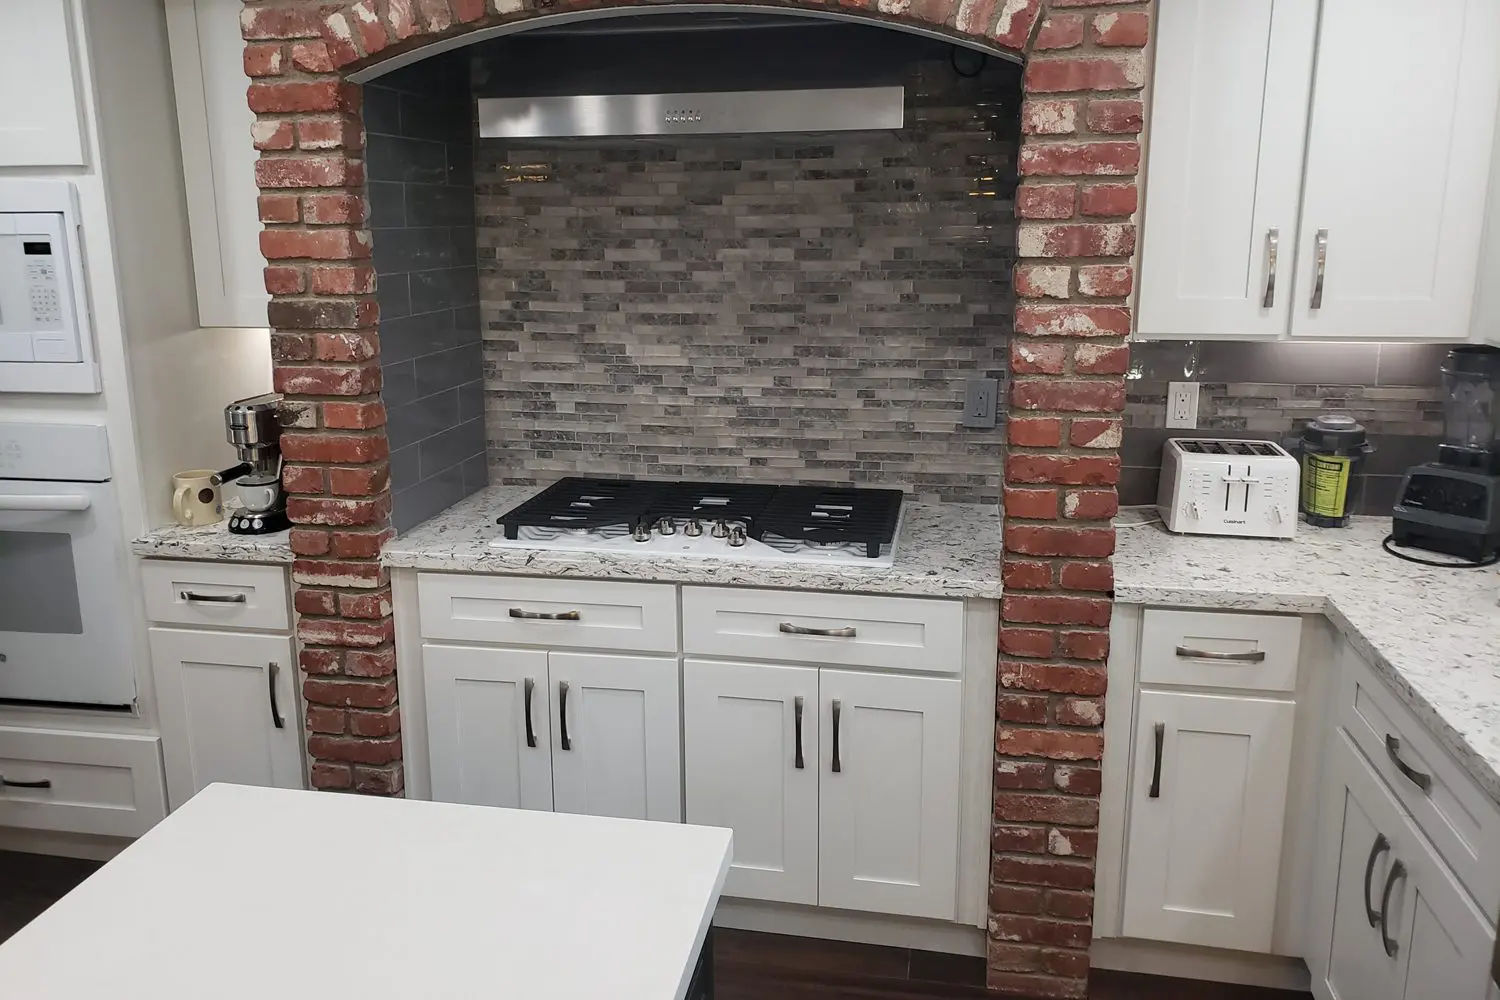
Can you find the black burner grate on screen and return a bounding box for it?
[497,478,903,557]
[752,486,905,559]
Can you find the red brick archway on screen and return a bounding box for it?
[243,1,1143,994]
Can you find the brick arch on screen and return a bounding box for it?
[245,1,1143,994]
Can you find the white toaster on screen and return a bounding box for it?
[1156,438,1300,539]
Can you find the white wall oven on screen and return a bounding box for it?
[0,422,133,706]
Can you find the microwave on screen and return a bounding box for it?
[0,179,99,394]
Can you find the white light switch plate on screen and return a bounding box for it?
[1166,381,1199,428]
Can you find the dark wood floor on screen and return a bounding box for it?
[0,850,1307,999]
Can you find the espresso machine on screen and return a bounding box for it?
[216,393,289,535]
[1390,346,1500,565]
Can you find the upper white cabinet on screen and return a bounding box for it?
[164,0,268,328]
[1293,0,1500,339]
[1140,0,1500,342]
[0,1,86,167]
[1136,0,1316,339]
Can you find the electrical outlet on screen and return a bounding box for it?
[1166,381,1199,429]
[962,377,999,429]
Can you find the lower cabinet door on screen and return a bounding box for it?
[1122,689,1295,952]
[1313,732,1495,1000]
[423,644,553,810]
[148,627,302,808]
[683,659,819,905]
[549,651,682,822]
[817,668,961,920]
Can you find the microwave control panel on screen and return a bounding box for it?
[0,180,97,394]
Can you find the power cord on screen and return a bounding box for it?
[1381,534,1500,569]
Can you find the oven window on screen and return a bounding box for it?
[0,531,84,634]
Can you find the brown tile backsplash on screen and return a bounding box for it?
[1123,341,1460,513]
[474,60,1018,504]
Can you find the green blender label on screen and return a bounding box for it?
[1302,454,1351,519]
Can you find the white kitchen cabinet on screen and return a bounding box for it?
[818,668,962,921]
[148,627,302,804]
[1122,689,1295,952]
[683,659,820,905]
[423,644,553,811]
[1137,0,1317,339]
[549,651,681,823]
[164,0,268,328]
[1291,0,1500,340]
[1311,732,1495,1000]
[1140,0,1500,342]
[0,0,86,166]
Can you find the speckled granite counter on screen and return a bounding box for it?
[381,485,1003,599]
[1114,516,1500,801]
[131,520,293,564]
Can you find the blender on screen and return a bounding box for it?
[215,393,290,535]
[1390,346,1500,565]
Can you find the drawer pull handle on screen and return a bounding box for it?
[509,608,581,621]
[180,591,248,604]
[1363,833,1390,926]
[0,776,52,789]
[1378,859,1405,958]
[1148,722,1165,798]
[831,699,842,773]
[524,678,537,749]
[793,696,805,770]
[1173,646,1266,663]
[1384,734,1432,792]
[780,623,857,638]
[267,661,284,730]
[558,681,571,751]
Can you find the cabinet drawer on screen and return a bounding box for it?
[140,560,290,631]
[1140,609,1301,692]
[0,727,166,838]
[681,587,964,673]
[417,574,678,653]
[1338,643,1500,915]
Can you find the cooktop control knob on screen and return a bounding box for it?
[727,523,747,547]
[632,522,652,543]
[710,520,729,538]
[683,518,703,537]
[657,517,677,536]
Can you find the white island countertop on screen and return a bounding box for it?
[1115,516,1500,803]
[0,783,732,1000]
[380,484,1004,599]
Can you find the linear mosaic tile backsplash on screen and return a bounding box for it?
[474,61,1018,504]
[1124,341,1460,514]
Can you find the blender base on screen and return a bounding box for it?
[228,508,290,535]
[1392,463,1500,564]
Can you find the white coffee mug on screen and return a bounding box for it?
[172,470,223,527]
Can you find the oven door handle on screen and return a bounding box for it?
[0,494,91,512]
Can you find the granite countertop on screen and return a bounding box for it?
[1114,515,1500,802]
[131,519,293,564]
[381,484,1004,599]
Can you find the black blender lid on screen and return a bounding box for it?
[1442,345,1500,379]
[1302,413,1368,452]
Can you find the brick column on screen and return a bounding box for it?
[992,4,1146,997]
[245,4,403,796]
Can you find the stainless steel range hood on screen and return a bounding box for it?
[477,86,904,140]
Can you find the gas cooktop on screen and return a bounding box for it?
[492,477,904,564]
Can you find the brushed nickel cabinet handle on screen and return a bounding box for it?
[267,661,284,729]
[180,591,247,604]
[831,699,842,774]
[1262,228,1279,308]
[524,678,537,749]
[558,681,571,751]
[780,623,857,638]
[1384,734,1432,792]
[1174,646,1267,663]
[509,608,581,621]
[1311,229,1328,309]
[1148,722,1165,798]
[1363,833,1391,926]
[793,696,805,770]
[1379,860,1406,958]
